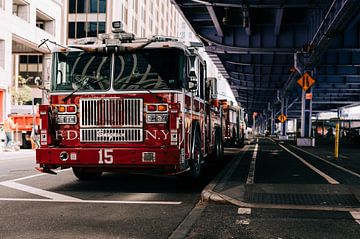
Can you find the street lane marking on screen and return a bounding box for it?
[278,144,340,184]
[0,168,72,184]
[350,211,360,225]
[0,181,81,201]
[238,207,251,215]
[246,143,259,184]
[0,169,182,205]
[290,145,360,179]
[0,198,182,205]
[236,219,250,225]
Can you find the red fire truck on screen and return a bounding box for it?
[221,101,245,147]
[36,22,224,179]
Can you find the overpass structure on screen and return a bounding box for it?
[172,0,360,144]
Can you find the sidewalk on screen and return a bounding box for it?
[0,148,35,160]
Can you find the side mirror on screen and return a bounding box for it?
[188,80,198,91]
[34,77,42,87]
[34,77,50,93]
[188,67,198,92]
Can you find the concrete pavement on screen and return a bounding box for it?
[0,149,35,160]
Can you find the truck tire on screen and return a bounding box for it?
[215,127,224,160]
[189,131,202,179]
[72,167,102,180]
[214,128,221,161]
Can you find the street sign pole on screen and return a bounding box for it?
[298,71,315,146]
[334,121,340,160]
[271,107,275,135]
[300,88,305,137]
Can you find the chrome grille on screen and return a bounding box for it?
[80,98,143,127]
[80,98,143,143]
[80,128,142,143]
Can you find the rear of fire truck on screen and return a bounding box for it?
[36,22,220,179]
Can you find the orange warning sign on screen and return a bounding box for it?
[297,72,315,91]
[277,114,287,123]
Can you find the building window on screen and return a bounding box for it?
[76,22,86,38]
[88,22,97,37]
[36,9,55,35]
[19,55,43,85]
[98,22,105,33]
[68,21,105,39]
[99,0,106,13]
[69,0,106,14]
[90,0,106,13]
[76,0,86,13]
[68,22,76,38]
[69,0,76,13]
[12,0,30,22]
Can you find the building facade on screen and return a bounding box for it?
[65,0,179,44]
[0,0,64,122]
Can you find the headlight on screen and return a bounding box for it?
[146,114,168,123]
[56,115,77,124]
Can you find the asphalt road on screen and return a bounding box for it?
[0,148,235,239]
[1,138,359,239]
[188,137,360,239]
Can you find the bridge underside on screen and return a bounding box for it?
[173,0,360,122]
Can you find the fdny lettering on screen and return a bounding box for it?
[55,130,79,140]
[145,130,169,140]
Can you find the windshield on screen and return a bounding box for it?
[113,49,184,90]
[52,51,111,91]
[51,48,184,92]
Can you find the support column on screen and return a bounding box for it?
[297,78,315,146]
[279,97,288,140]
[271,107,275,136]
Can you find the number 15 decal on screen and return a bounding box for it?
[98,149,113,164]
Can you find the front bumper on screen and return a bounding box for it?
[36,147,181,172]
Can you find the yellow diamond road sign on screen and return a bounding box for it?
[297,72,315,91]
[277,114,287,123]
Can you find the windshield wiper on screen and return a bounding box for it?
[62,77,105,102]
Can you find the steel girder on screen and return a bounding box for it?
[172,0,360,120]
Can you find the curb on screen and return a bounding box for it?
[201,146,249,204]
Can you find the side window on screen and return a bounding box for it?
[199,62,205,99]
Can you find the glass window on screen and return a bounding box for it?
[53,51,111,92]
[113,49,184,91]
[68,22,76,38]
[99,0,106,13]
[69,0,76,13]
[77,0,86,13]
[88,22,98,37]
[28,55,41,64]
[98,22,106,33]
[20,56,28,64]
[89,0,98,13]
[77,22,86,38]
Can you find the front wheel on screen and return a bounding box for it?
[72,167,102,180]
[189,133,203,179]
